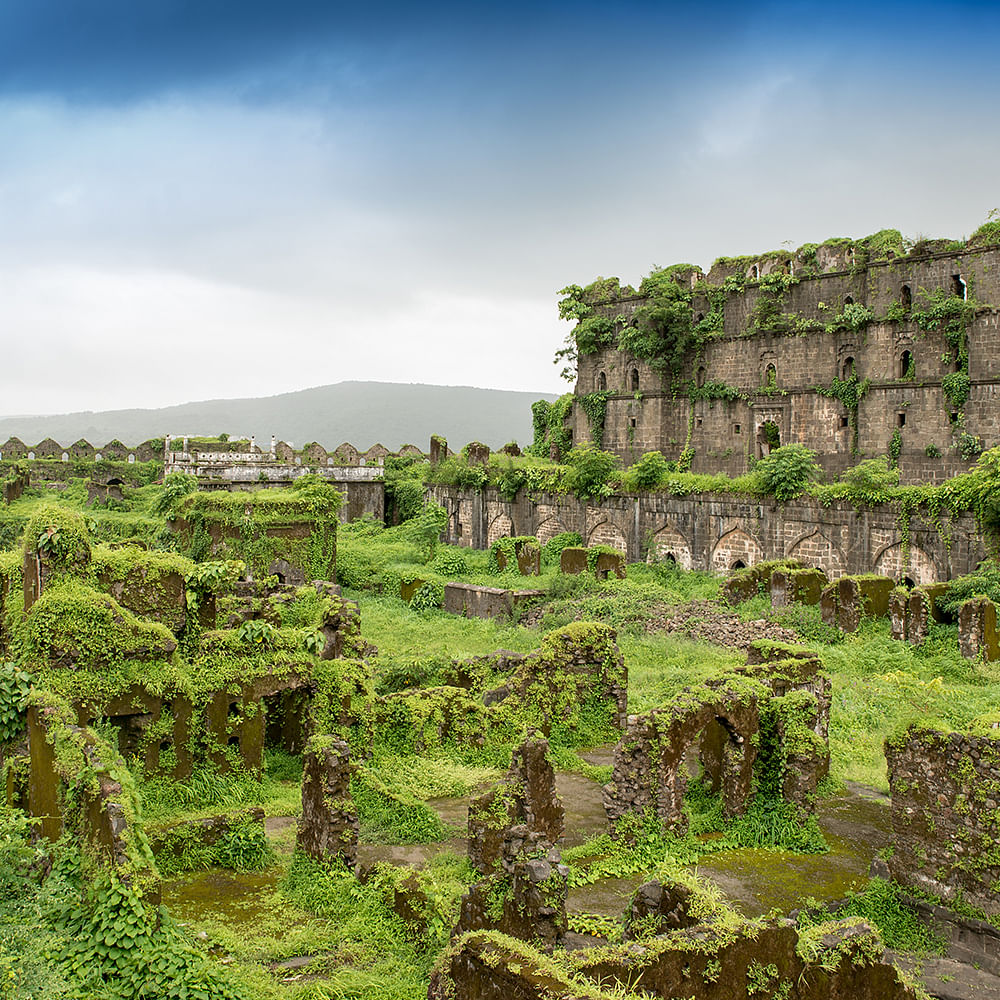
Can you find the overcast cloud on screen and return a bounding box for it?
[2,0,999,414]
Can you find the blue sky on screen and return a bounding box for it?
[2,1,999,414]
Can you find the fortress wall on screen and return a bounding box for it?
[428,485,985,583]
[573,246,1000,484]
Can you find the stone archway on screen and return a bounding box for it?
[536,516,567,546]
[873,542,938,586]
[487,513,513,547]
[647,522,693,570]
[588,520,627,552]
[711,528,764,573]
[787,529,847,579]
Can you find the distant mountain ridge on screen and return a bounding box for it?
[0,381,561,452]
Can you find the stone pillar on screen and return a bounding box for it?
[297,738,358,867]
[889,587,908,641]
[429,435,446,465]
[907,588,932,646]
[468,736,564,874]
[959,597,1000,661]
[270,435,276,457]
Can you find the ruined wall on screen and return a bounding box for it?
[886,722,1000,916]
[432,919,918,1000]
[429,485,983,582]
[573,244,1000,483]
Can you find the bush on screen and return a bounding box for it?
[753,444,821,501]
[623,450,670,491]
[409,580,444,611]
[839,458,899,493]
[431,550,468,576]
[565,443,618,500]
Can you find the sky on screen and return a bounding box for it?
[2,0,1000,415]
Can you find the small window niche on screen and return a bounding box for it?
[842,356,856,380]
[952,274,968,301]
[897,412,906,428]
[900,284,912,313]
[899,350,914,379]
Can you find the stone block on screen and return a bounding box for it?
[559,547,588,574]
[443,582,543,621]
[593,550,626,580]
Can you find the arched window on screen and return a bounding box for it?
[844,296,854,306]
[842,356,856,380]
[630,368,639,392]
[900,285,911,312]
[952,274,968,300]
[764,363,777,387]
[732,559,746,570]
[597,371,607,391]
[750,264,760,280]
[696,366,707,388]
[899,350,913,379]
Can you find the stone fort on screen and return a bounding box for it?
[567,234,1000,484]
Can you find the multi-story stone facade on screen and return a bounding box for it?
[568,239,1000,483]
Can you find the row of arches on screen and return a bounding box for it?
[486,511,940,585]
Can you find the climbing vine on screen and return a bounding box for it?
[579,391,610,445]
[814,373,870,455]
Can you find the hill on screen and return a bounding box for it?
[0,382,561,451]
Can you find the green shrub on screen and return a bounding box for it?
[565,443,618,500]
[409,580,444,611]
[753,444,821,501]
[624,450,670,491]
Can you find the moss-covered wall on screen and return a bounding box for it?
[886,721,1000,915]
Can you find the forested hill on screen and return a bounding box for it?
[0,381,560,450]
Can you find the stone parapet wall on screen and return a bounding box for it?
[429,485,984,583]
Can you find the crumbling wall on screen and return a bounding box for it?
[431,484,981,582]
[820,574,895,632]
[886,721,1000,915]
[431,918,918,1000]
[603,678,762,835]
[443,582,545,621]
[468,737,563,874]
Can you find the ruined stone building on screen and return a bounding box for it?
[566,234,1000,483]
